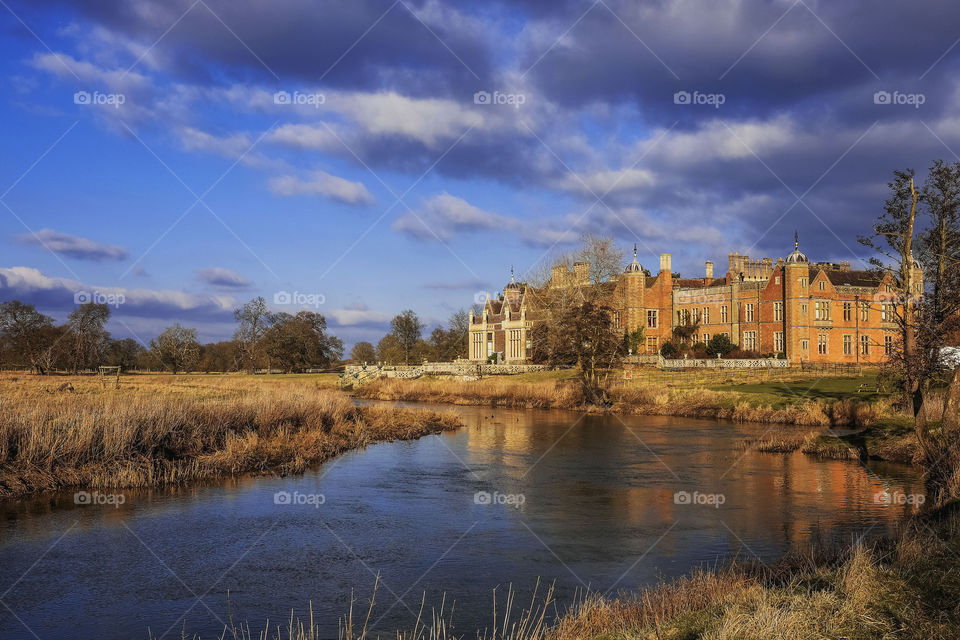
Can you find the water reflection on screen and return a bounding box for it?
[0,404,923,640]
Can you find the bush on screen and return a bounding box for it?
[660,341,679,358]
[706,333,736,357]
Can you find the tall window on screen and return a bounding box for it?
[843,334,852,355]
[743,331,757,350]
[702,333,710,343]
[647,309,658,328]
[720,305,728,323]
[815,301,831,321]
[774,331,784,352]
[745,303,755,321]
[860,301,870,322]
[613,311,621,329]
[703,307,710,324]
[818,333,828,354]
[884,334,894,356]
[882,304,895,322]
[819,280,825,290]
[801,339,809,351]
[773,301,783,322]
[645,336,658,353]
[800,277,809,288]
[843,302,852,322]
[860,335,870,355]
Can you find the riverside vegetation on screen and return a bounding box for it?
[0,372,459,499]
[161,504,960,640]
[352,370,931,463]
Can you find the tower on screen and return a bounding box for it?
[783,231,810,362]
[623,243,646,333]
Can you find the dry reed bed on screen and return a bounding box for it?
[0,379,460,498]
[354,377,890,427]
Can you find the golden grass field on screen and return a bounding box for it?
[353,372,896,427]
[0,371,459,498]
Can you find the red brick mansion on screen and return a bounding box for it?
[468,237,921,365]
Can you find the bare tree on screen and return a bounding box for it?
[233,297,275,372]
[859,169,922,416]
[576,234,625,284]
[150,324,200,374]
[390,310,424,365]
[350,341,377,363]
[67,302,111,373]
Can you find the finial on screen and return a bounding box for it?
[510,265,514,282]
[794,230,799,250]
[633,243,637,259]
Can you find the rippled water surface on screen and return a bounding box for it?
[0,403,923,639]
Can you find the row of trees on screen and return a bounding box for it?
[0,296,475,374]
[0,297,346,374]
[349,309,470,365]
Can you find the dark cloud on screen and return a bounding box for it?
[14,228,129,261]
[37,0,496,94]
[196,267,253,289]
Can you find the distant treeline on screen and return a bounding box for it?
[0,296,470,374]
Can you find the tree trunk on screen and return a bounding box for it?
[943,366,960,434]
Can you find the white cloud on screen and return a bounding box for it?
[0,266,236,316]
[268,170,375,205]
[327,307,391,326]
[15,228,128,261]
[555,167,655,195]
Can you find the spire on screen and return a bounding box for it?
[633,243,637,259]
[510,265,515,283]
[794,230,799,250]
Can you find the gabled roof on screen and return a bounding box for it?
[817,268,883,288]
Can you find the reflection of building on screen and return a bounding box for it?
[468,236,921,364]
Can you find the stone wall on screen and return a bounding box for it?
[343,362,548,380]
[659,358,791,369]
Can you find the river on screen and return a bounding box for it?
[0,403,923,639]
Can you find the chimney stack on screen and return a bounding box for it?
[705,261,714,280]
[659,253,672,274]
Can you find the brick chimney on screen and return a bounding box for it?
[705,261,714,280]
[573,261,590,285]
[659,253,672,274]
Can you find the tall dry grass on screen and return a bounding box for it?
[0,374,460,498]
[355,377,892,427]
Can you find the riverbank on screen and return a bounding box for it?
[353,374,894,427]
[0,373,460,499]
[172,502,960,639]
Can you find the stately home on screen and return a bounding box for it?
[468,237,922,365]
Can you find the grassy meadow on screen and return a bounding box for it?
[0,371,459,499]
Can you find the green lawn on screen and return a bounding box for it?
[709,374,886,407]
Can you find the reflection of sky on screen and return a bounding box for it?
[0,406,923,639]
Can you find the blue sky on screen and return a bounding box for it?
[1,0,959,347]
